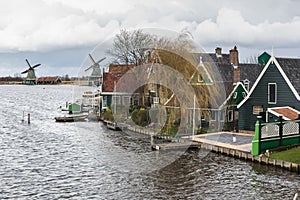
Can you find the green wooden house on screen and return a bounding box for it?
[219,82,248,131]
[238,54,300,131]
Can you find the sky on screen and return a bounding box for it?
[0,0,300,77]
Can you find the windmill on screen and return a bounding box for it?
[21,59,41,85]
[85,53,106,86]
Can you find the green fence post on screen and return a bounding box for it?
[298,115,300,144]
[252,118,261,156]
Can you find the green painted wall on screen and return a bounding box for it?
[239,63,300,131]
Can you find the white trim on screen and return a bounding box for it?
[233,92,238,99]
[219,82,248,109]
[228,110,234,122]
[268,83,277,104]
[267,106,300,120]
[237,56,300,108]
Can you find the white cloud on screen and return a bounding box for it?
[0,0,300,77]
[194,8,300,48]
[0,0,299,52]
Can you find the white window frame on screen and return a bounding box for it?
[210,110,217,121]
[228,110,234,122]
[112,96,121,105]
[103,96,107,107]
[233,92,238,99]
[268,83,277,104]
[197,74,204,83]
[153,97,159,104]
[242,92,246,98]
[243,79,250,91]
[123,96,131,105]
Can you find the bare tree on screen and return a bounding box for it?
[107,29,154,65]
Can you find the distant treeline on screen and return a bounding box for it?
[0,76,24,82]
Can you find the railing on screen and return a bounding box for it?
[252,116,300,156]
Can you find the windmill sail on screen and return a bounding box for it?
[21,59,41,85]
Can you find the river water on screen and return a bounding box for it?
[0,85,299,200]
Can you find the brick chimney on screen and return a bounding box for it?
[230,46,240,83]
[229,46,239,66]
[215,47,222,56]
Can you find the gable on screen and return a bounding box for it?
[219,82,248,109]
[238,56,300,108]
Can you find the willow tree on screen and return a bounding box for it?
[107,29,223,133]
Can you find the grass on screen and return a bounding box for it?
[269,147,300,164]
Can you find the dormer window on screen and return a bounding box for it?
[233,92,237,99]
[243,79,250,91]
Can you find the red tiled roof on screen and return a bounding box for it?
[102,64,135,92]
[269,107,300,120]
[38,77,60,82]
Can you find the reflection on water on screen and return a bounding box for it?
[0,85,299,199]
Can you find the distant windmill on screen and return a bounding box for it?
[21,59,41,85]
[85,54,106,86]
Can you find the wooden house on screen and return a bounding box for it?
[238,54,300,131]
[37,76,61,84]
[219,82,248,131]
[101,64,136,111]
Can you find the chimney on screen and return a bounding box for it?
[215,47,222,56]
[230,46,240,83]
[229,46,239,66]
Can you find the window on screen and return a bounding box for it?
[112,96,121,105]
[228,110,234,122]
[197,74,204,83]
[242,92,246,98]
[153,97,159,104]
[220,110,225,121]
[243,79,250,91]
[253,106,263,115]
[103,96,107,106]
[233,92,237,99]
[210,110,217,121]
[123,96,131,105]
[268,83,277,104]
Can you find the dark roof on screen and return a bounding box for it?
[193,53,234,96]
[239,63,263,89]
[277,57,300,95]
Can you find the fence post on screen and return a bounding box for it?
[252,117,261,156]
[258,118,262,155]
[278,116,283,146]
[298,115,300,144]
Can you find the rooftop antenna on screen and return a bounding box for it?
[271,46,275,63]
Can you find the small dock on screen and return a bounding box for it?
[192,132,300,173]
[118,125,300,173]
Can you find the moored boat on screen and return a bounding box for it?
[55,113,88,122]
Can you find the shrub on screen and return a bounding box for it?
[131,108,150,127]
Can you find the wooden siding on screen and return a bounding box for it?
[238,63,300,131]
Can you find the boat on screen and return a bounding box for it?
[104,120,120,130]
[55,113,88,122]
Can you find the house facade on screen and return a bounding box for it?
[238,55,300,131]
[219,82,248,131]
[101,64,136,111]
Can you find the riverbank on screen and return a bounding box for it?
[270,146,300,165]
[121,124,300,174]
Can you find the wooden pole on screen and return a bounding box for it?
[22,111,25,122]
[28,113,30,124]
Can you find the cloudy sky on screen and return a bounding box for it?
[0,0,300,77]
